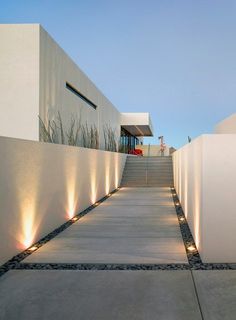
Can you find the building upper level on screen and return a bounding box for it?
[0,24,153,152]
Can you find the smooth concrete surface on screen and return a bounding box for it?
[193,270,236,320]
[25,187,187,264]
[0,136,126,265]
[0,270,202,320]
[173,134,236,262]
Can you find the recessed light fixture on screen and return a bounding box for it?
[28,246,38,252]
[187,245,196,252]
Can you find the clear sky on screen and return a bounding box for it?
[1,0,236,148]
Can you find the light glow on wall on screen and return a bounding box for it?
[19,196,39,249]
[194,196,200,249]
[65,160,79,219]
[114,155,119,189]
[105,157,111,194]
[67,191,76,219]
[90,174,97,204]
[184,156,188,219]
[90,155,98,204]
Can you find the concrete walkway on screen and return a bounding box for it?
[24,187,187,264]
[0,187,236,319]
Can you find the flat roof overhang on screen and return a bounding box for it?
[120,113,154,137]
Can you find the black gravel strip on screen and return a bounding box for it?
[191,263,236,270]
[170,187,202,267]
[0,188,119,278]
[13,263,190,271]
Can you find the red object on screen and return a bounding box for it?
[128,149,143,156]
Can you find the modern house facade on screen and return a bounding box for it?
[0,24,153,152]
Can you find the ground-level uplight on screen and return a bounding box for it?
[175,202,180,206]
[180,217,185,222]
[28,246,38,252]
[72,217,78,221]
[187,245,196,252]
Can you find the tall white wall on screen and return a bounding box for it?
[0,136,127,265]
[173,135,236,262]
[39,26,121,149]
[0,24,39,140]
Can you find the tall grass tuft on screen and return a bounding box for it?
[103,125,117,152]
[39,112,100,149]
[81,123,99,149]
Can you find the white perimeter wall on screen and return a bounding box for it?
[173,135,236,262]
[0,136,127,265]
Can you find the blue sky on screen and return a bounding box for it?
[1,0,236,148]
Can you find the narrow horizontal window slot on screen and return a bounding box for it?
[66,82,97,110]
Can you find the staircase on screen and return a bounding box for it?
[121,156,174,187]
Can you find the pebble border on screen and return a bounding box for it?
[13,263,190,271]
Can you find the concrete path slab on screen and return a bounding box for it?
[24,187,187,264]
[24,237,186,264]
[0,270,202,320]
[193,270,236,320]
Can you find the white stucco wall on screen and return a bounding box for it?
[214,113,236,134]
[0,136,127,265]
[0,24,39,141]
[173,135,236,262]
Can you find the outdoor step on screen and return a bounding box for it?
[123,170,173,173]
[124,167,173,170]
[126,164,173,166]
[121,155,174,187]
[123,173,173,176]
[125,159,173,163]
